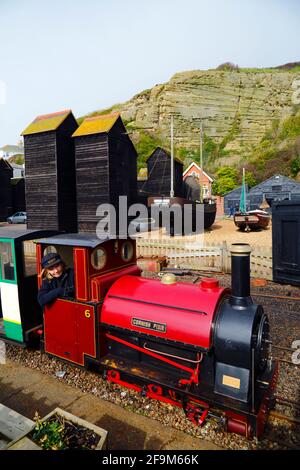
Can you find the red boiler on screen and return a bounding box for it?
[101,275,228,350]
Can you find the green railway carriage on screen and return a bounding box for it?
[0,227,57,345]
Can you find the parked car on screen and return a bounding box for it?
[7,212,27,224]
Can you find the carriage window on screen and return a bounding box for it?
[43,245,57,256]
[0,242,15,281]
[23,240,37,277]
[91,248,107,270]
[121,241,134,262]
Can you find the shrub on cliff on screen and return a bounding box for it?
[216,62,239,71]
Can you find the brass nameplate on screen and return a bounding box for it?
[222,375,241,389]
[131,317,167,333]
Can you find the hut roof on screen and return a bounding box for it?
[146,147,183,165]
[72,112,120,137]
[21,110,72,136]
[0,157,13,170]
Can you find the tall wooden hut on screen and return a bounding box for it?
[0,159,13,220]
[72,112,137,233]
[146,147,183,197]
[21,110,78,231]
[11,177,26,213]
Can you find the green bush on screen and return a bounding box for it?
[216,62,239,71]
[212,176,238,196]
[244,171,256,188]
[215,166,238,180]
[279,113,300,140]
[291,157,300,177]
[212,166,239,195]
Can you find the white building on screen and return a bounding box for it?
[10,162,25,178]
[0,144,24,159]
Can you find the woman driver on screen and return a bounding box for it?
[38,253,75,307]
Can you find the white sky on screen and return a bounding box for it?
[0,0,299,145]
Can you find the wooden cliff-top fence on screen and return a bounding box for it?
[136,238,273,280]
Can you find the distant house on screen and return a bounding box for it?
[183,162,214,198]
[223,174,300,215]
[249,174,300,208]
[0,144,24,159]
[10,162,25,178]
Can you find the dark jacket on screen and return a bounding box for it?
[38,268,75,308]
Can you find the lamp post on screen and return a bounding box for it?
[199,121,203,203]
[170,115,174,198]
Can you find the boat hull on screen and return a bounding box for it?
[234,211,270,231]
[148,196,216,233]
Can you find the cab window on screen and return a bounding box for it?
[0,242,15,281]
[91,247,107,270]
[121,241,134,262]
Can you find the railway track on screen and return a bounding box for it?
[272,344,300,367]
[267,412,300,450]
[270,410,300,426]
[252,291,300,302]
[275,395,300,410]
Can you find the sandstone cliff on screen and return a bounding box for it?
[83,66,300,178]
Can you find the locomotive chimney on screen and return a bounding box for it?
[230,243,252,306]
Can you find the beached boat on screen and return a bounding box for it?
[148,195,216,232]
[234,169,270,231]
[234,209,270,231]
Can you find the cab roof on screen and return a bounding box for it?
[35,233,110,248]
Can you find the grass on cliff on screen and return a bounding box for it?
[244,109,300,181]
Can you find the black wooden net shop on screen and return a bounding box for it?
[11,177,26,213]
[146,147,183,197]
[272,199,300,287]
[0,158,13,221]
[21,110,78,232]
[72,112,138,233]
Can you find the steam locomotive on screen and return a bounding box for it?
[0,228,277,439]
[0,110,278,439]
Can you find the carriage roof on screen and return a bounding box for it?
[0,228,57,241]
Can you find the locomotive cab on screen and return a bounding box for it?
[35,234,140,367]
[0,227,58,345]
